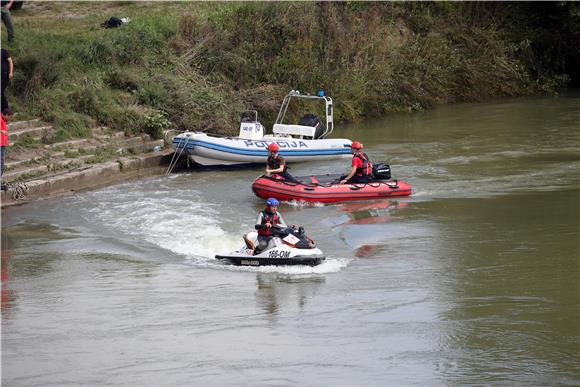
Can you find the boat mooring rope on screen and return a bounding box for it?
[7,182,29,200]
[165,136,190,176]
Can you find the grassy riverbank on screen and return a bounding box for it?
[4,1,579,138]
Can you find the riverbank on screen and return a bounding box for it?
[0,114,188,208]
[1,147,181,208]
[0,2,577,207]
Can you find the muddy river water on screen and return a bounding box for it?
[2,93,579,385]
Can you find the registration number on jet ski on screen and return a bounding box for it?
[268,250,291,258]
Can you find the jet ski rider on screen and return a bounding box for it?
[266,143,298,183]
[254,197,287,255]
[339,141,373,184]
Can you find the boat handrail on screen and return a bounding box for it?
[274,90,334,139]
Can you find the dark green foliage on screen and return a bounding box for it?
[3,1,576,140]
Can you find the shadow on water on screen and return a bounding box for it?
[320,199,412,258]
[1,243,16,314]
[254,273,325,319]
[3,222,78,245]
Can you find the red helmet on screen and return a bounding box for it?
[267,143,279,152]
[350,141,363,150]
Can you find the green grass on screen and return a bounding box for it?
[3,2,576,140]
[85,146,119,164]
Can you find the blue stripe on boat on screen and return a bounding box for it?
[172,138,351,156]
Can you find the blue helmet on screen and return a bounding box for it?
[266,198,279,206]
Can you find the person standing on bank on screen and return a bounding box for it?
[254,197,287,255]
[1,47,13,115]
[266,143,298,183]
[1,0,14,43]
[340,141,373,184]
[1,112,8,189]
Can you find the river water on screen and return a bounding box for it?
[1,93,579,386]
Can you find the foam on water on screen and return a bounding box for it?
[82,181,240,262]
[78,179,350,274]
[285,199,326,208]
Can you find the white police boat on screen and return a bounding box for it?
[215,225,325,266]
[172,90,352,166]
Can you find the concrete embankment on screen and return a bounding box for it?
[1,119,186,208]
[1,150,182,208]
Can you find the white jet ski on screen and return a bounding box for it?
[215,225,325,266]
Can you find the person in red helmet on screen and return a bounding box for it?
[265,142,297,183]
[339,141,373,184]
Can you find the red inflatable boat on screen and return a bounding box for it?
[252,174,412,203]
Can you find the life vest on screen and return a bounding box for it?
[267,155,286,173]
[258,210,280,236]
[354,153,373,176]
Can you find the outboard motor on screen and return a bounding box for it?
[298,113,326,139]
[373,163,391,180]
[239,111,264,140]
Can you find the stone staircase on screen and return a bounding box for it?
[3,119,166,184]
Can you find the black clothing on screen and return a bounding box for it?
[339,172,372,185]
[1,49,10,77]
[346,174,372,184]
[1,80,8,113]
[276,170,298,182]
[1,49,10,113]
[267,154,286,172]
[267,153,298,183]
[254,235,272,255]
[254,208,287,255]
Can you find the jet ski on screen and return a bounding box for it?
[215,225,325,266]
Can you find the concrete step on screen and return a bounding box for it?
[117,134,151,147]
[3,154,98,182]
[2,164,49,182]
[7,119,42,131]
[90,126,109,137]
[1,150,175,207]
[48,155,95,170]
[5,155,50,170]
[9,126,53,142]
[95,130,125,140]
[117,139,165,156]
[44,138,94,150]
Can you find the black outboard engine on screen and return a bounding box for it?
[298,113,326,139]
[373,163,391,180]
[240,112,255,123]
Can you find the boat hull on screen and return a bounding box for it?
[252,175,412,203]
[215,254,325,266]
[172,132,351,166]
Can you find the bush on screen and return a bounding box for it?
[144,111,171,139]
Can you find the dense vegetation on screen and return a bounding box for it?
[3,1,579,138]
